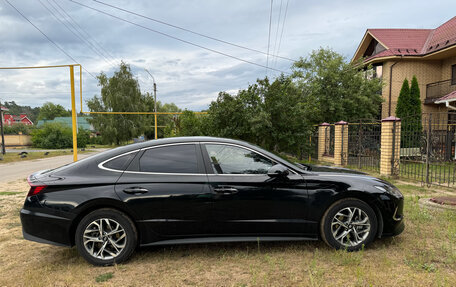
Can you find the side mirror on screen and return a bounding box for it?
[267,164,289,178]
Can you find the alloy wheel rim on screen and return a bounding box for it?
[83,218,127,260]
[331,207,370,247]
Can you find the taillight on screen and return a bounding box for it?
[27,177,47,197]
[27,185,46,197]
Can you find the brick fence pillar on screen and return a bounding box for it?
[334,121,348,166]
[318,123,330,161]
[380,116,401,176]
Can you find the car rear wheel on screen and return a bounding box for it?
[320,198,377,251]
[75,208,137,266]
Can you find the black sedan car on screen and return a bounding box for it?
[21,137,404,265]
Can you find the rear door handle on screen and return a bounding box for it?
[213,186,238,195]
[123,187,148,194]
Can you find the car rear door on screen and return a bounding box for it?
[115,143,212,243]
[201,143,311,237]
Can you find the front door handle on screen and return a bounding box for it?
[123,187,148,194]
[213,186,238,195]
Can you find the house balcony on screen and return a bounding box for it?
[425,79,456,104]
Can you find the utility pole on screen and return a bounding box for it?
[0,101,6,155]
[144,69,158,139]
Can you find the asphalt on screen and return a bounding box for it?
[0,149,107,183]
[5,148,100,153]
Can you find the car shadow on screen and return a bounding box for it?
[47,236,403,266]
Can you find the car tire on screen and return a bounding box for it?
[75,208,137,266]
[320,198,377,251]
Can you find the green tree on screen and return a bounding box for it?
[171,110,204,137]
[409,76,423,117]
[292,48,383,123]
[142,97,182,139]
[396,76,422,147]
[201,76,311,158]
[87,62,146,145]
[204,90,259,142]
[38,102,71,120]
[395,78,410,119]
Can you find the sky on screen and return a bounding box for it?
[0,0,455,112]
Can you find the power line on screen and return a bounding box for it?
[68,0,289,74]
[274,0,289,70]
[3,0,97,79]
[46,0,117,67]
[92,0,297,62]
[38,0,116,69]
[271,0,283,70]
[266,0,273,74]
[51,0,118,64]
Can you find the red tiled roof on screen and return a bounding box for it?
[364,49,394,62]
[361,16,456,61]
[435,90,456,103]
[369,29,432,52]
[424,16,456,53]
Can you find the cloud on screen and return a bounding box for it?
[1,0,455,112]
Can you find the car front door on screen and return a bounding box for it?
[201,143,311,237]
[115,143,212,244]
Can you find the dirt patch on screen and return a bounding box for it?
[430,196,456,206]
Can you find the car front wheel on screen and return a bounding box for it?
[75,208,137,266]
[320,198,377,251]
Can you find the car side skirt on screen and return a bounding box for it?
[141,236,318,247]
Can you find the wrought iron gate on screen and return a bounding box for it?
[400,112,456,187]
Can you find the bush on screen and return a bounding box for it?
[77,128,91,148]
[31,122,89,149]
[88,136,103,145]
[3,123,33,135]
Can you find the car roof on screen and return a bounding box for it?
[85,136,262,163]
[110,136,254,152]
[52,136,307,176]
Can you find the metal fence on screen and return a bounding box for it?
[399,112,456,187]
[347,121,382,172]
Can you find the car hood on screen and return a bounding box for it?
[303,164,367,175]
[305,169,394,189]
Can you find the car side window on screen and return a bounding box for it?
[139,144,200,173]
[103,152,137,171]
[205,144,275,174]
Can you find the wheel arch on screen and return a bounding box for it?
[318,190,384,239]
[68,199,139,246]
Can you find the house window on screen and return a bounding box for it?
[374,65,383,79]
[363,39,386,58]
[452,64,456,85]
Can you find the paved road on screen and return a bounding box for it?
[0,150,107,183]
[5,148,100,153]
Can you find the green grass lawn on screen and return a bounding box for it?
[0,178,455,286]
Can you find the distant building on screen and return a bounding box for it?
[37,116,95,132]
[2,110,34,126]
[352,16,456,119]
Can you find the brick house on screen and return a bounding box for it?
[352,16,456,121]
[1,109,34,126]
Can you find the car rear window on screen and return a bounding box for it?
[139,144,200,173]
